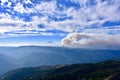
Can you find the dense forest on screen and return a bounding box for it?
[0,60,120,80]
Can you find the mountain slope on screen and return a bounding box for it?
[0,46,120,75]
[1,60,120,80]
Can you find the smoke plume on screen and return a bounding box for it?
[62,33,120,50]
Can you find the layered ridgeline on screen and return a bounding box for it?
[0,60,120,80]
[0,46,120,75]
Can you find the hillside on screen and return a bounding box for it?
[0,46,120,75]
[1,60,120,80]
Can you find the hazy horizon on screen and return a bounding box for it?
[0,46,120,75]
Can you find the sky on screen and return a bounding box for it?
[0,0,120,49]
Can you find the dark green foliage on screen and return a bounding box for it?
[1,60,120,80]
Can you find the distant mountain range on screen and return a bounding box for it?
[0,60,120,80]
[0,46,120,75]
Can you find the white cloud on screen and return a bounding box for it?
[0,0,119,38]
[13,2,34,13]
[32,0,120,33]
[24,0,32,4]
[1,0,8,5]
[62,33,120,50]
[14,2,26,13]
[62,0,120,27]
[35,1,56,14]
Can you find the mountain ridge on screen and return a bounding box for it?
[1,60,120,80]
[0,46,120,76]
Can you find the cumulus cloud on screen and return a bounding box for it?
[62,33,120,50]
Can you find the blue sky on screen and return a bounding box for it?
[0,0,120,49]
